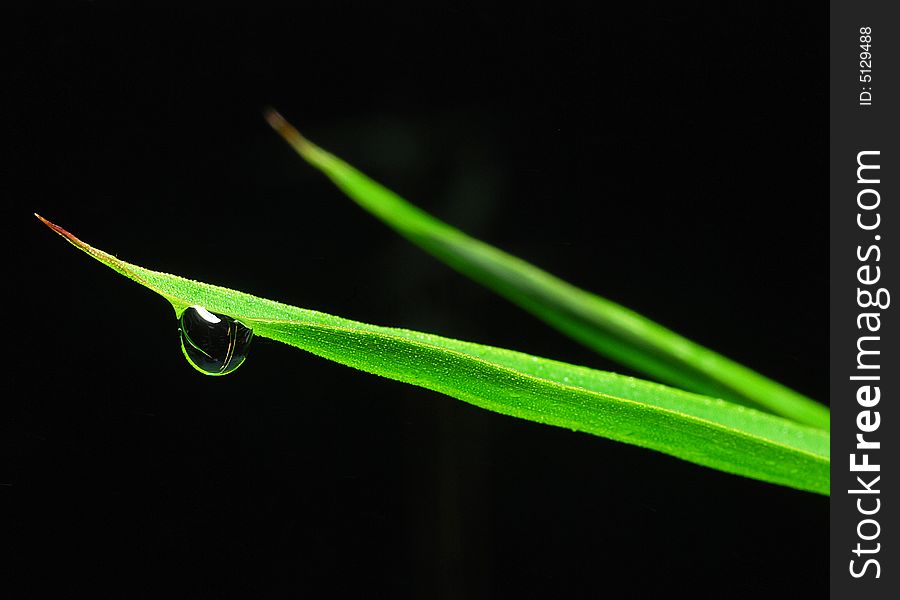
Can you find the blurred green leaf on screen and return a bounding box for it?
[264,110,829,431]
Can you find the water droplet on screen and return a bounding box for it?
[179,305,253,376]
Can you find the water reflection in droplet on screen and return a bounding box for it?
[179,305,253,376]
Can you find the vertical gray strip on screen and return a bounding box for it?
[831,1,898,596]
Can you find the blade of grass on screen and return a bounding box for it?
[263,110,829,431]
[36,214,829,494]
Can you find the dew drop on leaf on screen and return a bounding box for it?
[179,305,253,376]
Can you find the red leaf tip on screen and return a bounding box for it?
[35,213,81,246]
[262,107,308,149]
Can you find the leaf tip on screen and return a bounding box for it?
[35,213,73,240]
[263,107,310,152]
[36,213,101,258]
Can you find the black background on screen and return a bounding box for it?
[4,4,828,598]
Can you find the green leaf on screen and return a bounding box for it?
[263,110,830,431]
[37,214,829,495]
